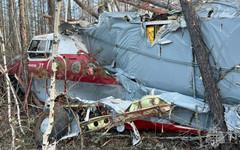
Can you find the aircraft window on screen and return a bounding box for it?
[28,40,41,51]
[28,40,52,59]
[146,25,162,43]
[37,40,47,51]
[145,20,173,43]
[28,53,51,59]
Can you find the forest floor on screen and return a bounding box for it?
[0,90,240,150]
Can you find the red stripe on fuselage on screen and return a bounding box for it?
[10,50,120,86]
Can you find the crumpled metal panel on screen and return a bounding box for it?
[196,0,240,19]
[158,92,210,113]
[77,0,240,133]
[98,96,132,113]
[31,78,125,102]
[79,13,194,97]
[79,1,240,104]
[116,73,240,133]
[197,5,240,103]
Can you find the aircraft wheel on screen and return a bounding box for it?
[34,105,70,147]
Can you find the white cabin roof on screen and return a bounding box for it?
[31,33,88,54]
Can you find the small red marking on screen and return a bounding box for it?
[125,120,204,135]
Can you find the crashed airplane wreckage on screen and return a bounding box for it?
[6,0,240,146]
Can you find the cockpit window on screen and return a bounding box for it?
[28,40,41,51]
[28,40,52,59]
[37,40,47,51]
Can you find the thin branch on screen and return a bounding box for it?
[42,14,77,23]
[73,0,99,19]
[23,75,33,112]
[0,66,25,134]
[217,64,240,83]
[140,0,181,10]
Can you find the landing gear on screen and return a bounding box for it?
[34,105,70,147]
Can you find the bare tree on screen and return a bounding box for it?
[8,0,17,52]
[68,0,72,18]
[179,0,229,148]
[48,0,55,32]
[37,0,41,34]
[42,0,62,149]
[27,1,34,39]
[43,0,47,33]
[0,0,5,41]
[39,0,44,34]
[19,0,29,98]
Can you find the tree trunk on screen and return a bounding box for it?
[67,0,72,19]
[179,0,229,146]
[37,0,41,35]
[43,0,47,33]
[19,0,29,96]
[39,0,44,34]
[114,0,121,12]
[33,1,37,34]
[11,0,23,54]
[48,0,55,33]
[42,0,62,149]
[8,0,15,51]
[0,0,5,41]
[27,1,33,40]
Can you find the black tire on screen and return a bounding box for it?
[34,105,70,147]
